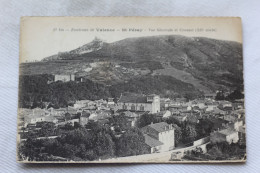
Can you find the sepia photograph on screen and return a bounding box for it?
[17,17,246,163]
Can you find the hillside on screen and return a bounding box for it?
[20,35,243,94]
[19,74,200,108]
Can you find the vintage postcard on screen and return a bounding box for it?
[17,17,246,163]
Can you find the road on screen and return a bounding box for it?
[101,143,209,163]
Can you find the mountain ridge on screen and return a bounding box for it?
[20,35,243,94]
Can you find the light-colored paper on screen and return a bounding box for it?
[17,17,246,163]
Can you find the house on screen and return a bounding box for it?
[204,93,216,100]
[208,117,230,131]
[190,100,206,109]
[218,101,232,109]
[169,105,188,114]
[168,106,180,115]
[95,99,108,108]
[75,76,84,82]
[162,110,172,118]
[68,118,80,126]
[234,101,244,110]
[238,125,246,144]
[31,108,46,116]
[107,98,115,105]
[49,107,77,116]
[57,117,65,123]
[83,105,97,111]
[160,98,171,110]
[224,119,243,132]
[89,113,98,121]
[79,111,90,126]
[205,102,219,112]
[54,74,75,82]
[212,107,225,115]
[169,98,187,107]
[119,110,139,127]
[116,93,160,114]
[43,116,58,124]
[24,108,58,124]
[181,109,201,117]
[74,100,90,109]
[27,123,37,131]
[220,106,233,114]
[232,109,245,119]
[144,134,164,153]
[142,122,175,153]
[210,128,239,144]
[88,110,111,122]
[223,114,239,122]
[26,116,45,124]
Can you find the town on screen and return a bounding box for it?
[17,80,246,162]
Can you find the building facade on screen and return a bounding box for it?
[142,122,175,153]
[210,129,239,144]
[116,94,160,114]
[54,74,75,82]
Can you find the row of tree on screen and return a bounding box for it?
[183,142,246,161]
[19,74,201,108]
[19,74,111,108]
[215,89,244,101]
[18,116,149,161]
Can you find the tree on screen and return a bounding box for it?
[195,119,214,138]
[62,123,74,131]
[36,122,56,137]
[172,124,182,146]
[181,122,197,144]
[73,122,81,129]
[57,126,115,161]
[94,132,115,159]
[215,91,225,100]
[18,137,42,161]
[137,113,159,128]
[60,143,80,158]
[226,89,244,100]
[116,128,149,157]
[109,114,129,132]
[166,116,182,127]
[86,121,111,134]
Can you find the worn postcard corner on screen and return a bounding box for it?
[17,17,246,163]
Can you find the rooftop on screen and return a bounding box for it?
[144,134,164,147]
[75,100,90,104]
[209,117,229,124]
[218,128,237,136]
[123,110,139,118]
[204,93,216,97]
[81,111,90,117]
[205,101,219,106]
[148,122,174,133]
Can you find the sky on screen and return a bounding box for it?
[20,17,242,63]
